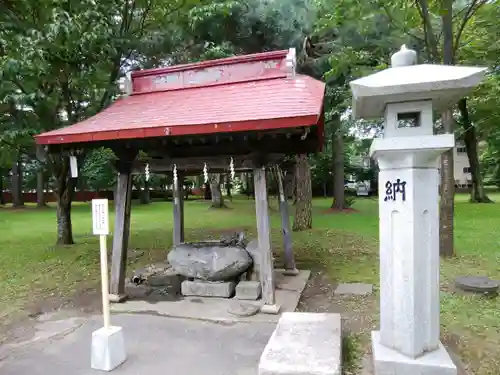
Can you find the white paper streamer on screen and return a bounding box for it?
[203,163,209,184]
[229,157,235,180]
[69,155,78,178]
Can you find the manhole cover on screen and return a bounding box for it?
[455,276,499,294]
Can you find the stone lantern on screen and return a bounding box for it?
[349,45,486,375]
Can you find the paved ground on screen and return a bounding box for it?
[0,313,276,375]
[0,270,310,375]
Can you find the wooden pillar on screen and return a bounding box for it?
[276,166,298,274]
[173,171,185,245]
[109,160,133,302]
[253,166,280,314]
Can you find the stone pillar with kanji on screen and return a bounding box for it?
[350,45,486,375]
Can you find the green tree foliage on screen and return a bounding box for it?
[0,0,197,244]
[81,148,117,192]
[0,0,498,242]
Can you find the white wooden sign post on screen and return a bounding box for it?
[91,199,127,372]
[93,199,111,329]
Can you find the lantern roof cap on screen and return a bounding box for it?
[350,63,487,119]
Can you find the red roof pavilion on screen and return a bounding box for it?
[36,50,326,305]
[36,49,326,157]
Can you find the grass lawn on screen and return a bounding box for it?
[1,194,499,374]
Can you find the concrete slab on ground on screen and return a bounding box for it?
[334,283,373,296]
[0,314,276,375]
[111,270,310,323]
[259,312,342,375]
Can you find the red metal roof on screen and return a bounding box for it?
[36,50,326,145]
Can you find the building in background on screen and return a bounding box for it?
[452,141,472,187]
[353,141,473,194]
[437,141,472,188]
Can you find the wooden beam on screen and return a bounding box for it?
[109,161,133,302]
[165,136,318,159]
[173,170,185,246]
[47,125,320,156]
[253,167,279,314]
[276,166,297,274]
[131,154,287,174]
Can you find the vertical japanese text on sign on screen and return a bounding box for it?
[92,199,110,236]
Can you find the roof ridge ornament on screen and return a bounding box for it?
[390,45,417,68]
[286,48,296,78]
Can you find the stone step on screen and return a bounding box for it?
[258,312,342,375]
[181,280,236,298]
[235,281,262,300]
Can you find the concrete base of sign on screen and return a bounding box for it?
[371,331,456,375]
[258,312,341,375]
[91,326,127,371]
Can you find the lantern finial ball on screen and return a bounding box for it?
[391,44,417,68]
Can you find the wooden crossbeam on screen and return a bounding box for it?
[131,154,287,174]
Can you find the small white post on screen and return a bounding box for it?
[99,234,111,330]
[91,199,127,371]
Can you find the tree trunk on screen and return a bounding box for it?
[11,157,24,207]
[204,182,212,200]
[0,170,5,205]
[210,174,226,208]
[457,99,492,203]
[245,172,253,199]
[276,165,296,271]
[331,114,346,209]
[293,154,312,231]
[292,167,298,205]
[56,171,76,245]
[284,172,294,199]
[439,2,455,257]
[225,174,233,202]
[36,167,46,208]
[50,154,78,245]
[184,178,189,200]
[266,170,275,210]
[140,180,151,204]
[439,110,455,257]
